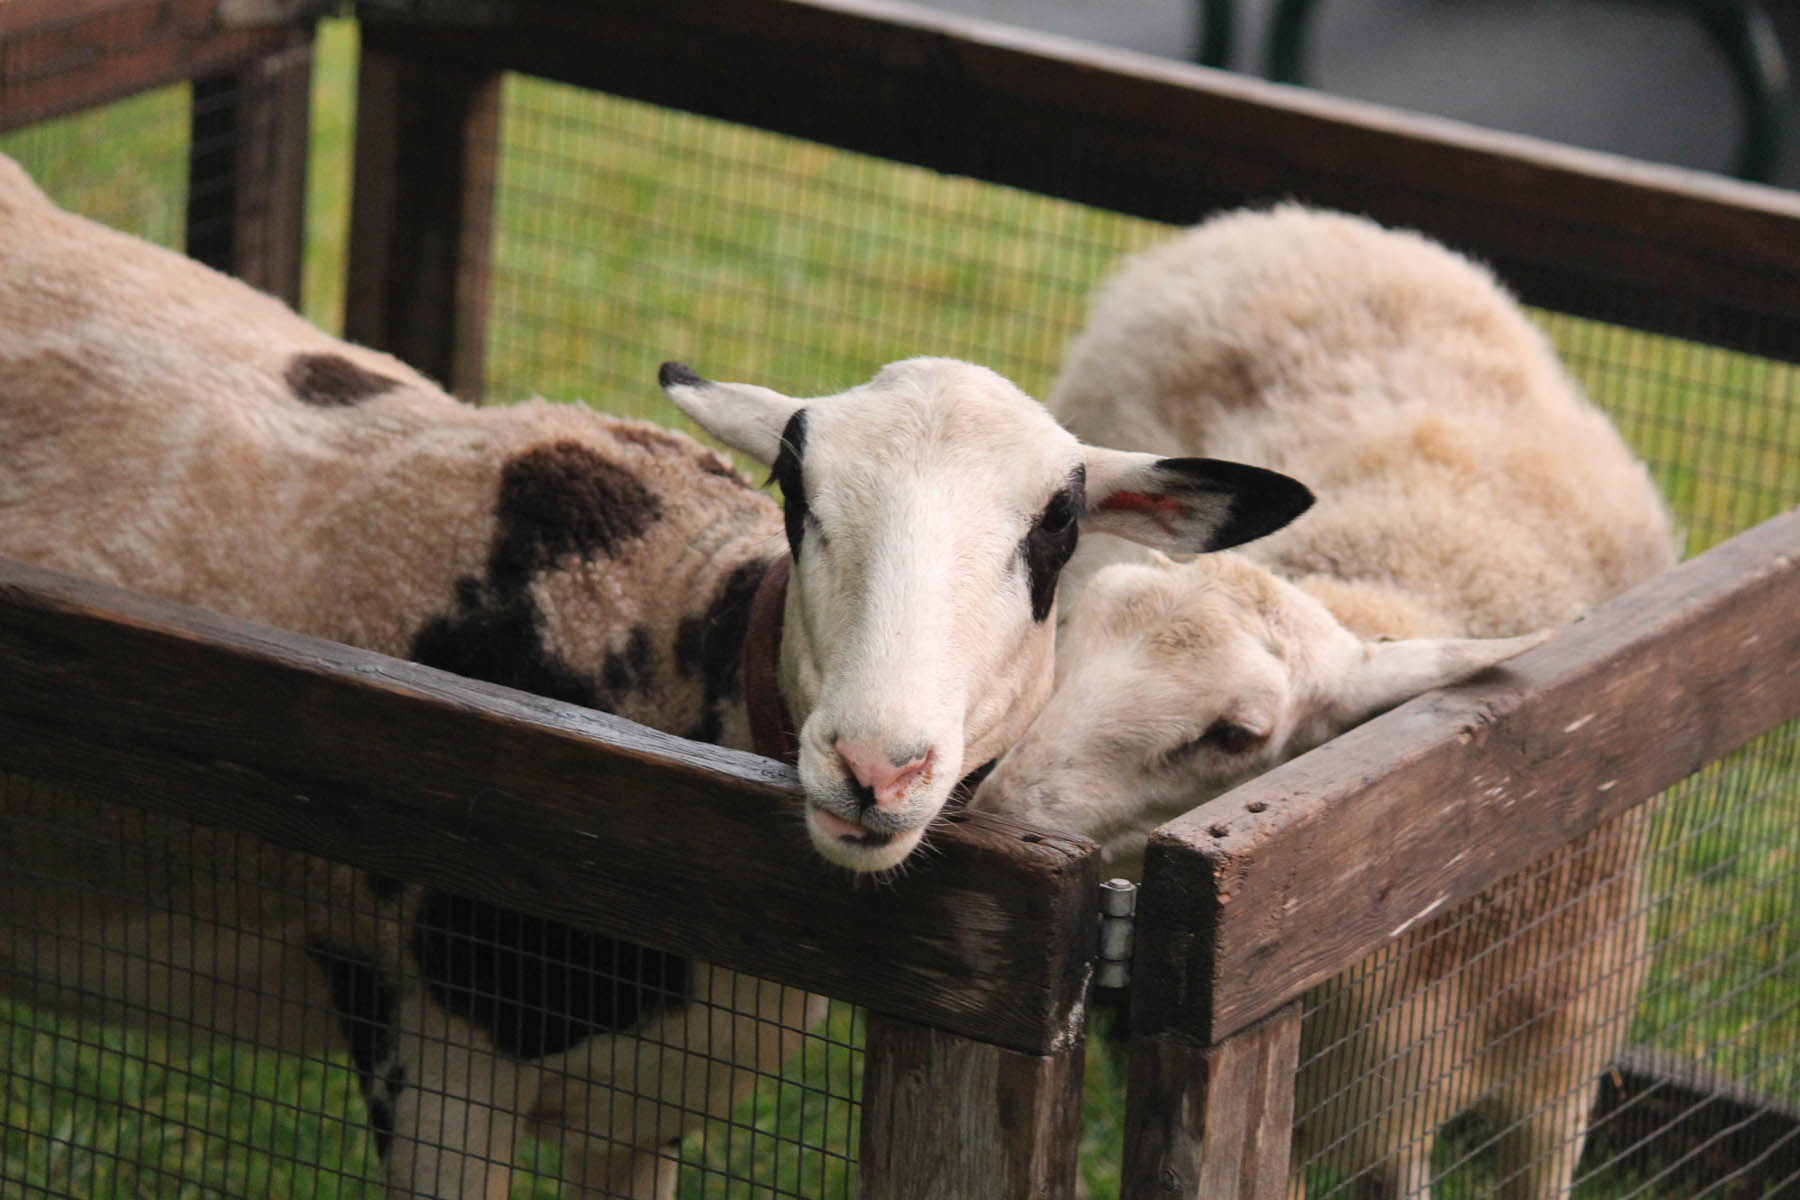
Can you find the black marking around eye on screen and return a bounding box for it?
[768,409,810,559]
[1020,465,1086,623]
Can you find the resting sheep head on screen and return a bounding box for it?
[661,358,1313,873]
[969,552,1550,875]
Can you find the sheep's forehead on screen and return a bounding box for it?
[804,361,1080,503]
[1082,559,1274,664]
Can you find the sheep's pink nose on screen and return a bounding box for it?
[834,738,933,811]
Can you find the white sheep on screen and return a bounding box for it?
[0,152,1310,1198]
[973,206,1677,1197]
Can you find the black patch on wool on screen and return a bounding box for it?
[407,440,665,707]
[602,625,657,698]
[411,891,690,1061]
[409,575,599,707]
[284,353,401,407]
[307,942,402,1155]
[399,437,711,1073]
[490,441,662,587]
[675,558,770,743]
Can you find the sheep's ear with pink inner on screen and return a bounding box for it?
[660,361,804,467]
[1081,448,1314,553]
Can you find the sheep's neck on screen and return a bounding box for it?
[742,553,798,765]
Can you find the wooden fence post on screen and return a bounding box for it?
[344,42,499,400]
[1121,1002,1301,1200]
[187,40,313,308]
[860,1010,1086,1199]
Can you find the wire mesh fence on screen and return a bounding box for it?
[481,70,1163,428]
[0,771,863,1199]
[4,5,1800,1198]
[1289,717,1800,1198]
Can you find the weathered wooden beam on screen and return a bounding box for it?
[0,0,304,134]
[0,553,1099,1055]
[1120,1002,1301,1200]
[187,42,313,307]
[1131,506,1800,1045]
[356,0,1800,360]
[344,43,499,399]
[860,1010,1088,1199]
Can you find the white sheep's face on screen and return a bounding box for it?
[969,553,1552,876]
[663,358,1314,874]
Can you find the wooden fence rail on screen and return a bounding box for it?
[0,553,1099,1059]
[351,0,1800,362]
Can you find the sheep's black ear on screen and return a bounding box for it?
[1080,447,1313,553]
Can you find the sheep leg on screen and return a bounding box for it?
[382,989,539,1200]
[561,1138,681,1200]
[1489,1082,1594,1200]
[1343,1145,1434,1200]
[535,966,826,1200]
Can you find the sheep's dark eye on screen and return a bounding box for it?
[1040,490,1077,534]
[1205,719,1266,757]
[1163,719,1268,767]
[1020,470,1086,623]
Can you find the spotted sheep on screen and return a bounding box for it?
[970,207,1679,1198]
[0,152,1310,1198]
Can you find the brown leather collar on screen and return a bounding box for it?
[743,554,799,766]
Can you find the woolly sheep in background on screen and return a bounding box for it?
[976,205,1678,1198]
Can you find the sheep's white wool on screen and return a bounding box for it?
[974,205,1677,1199]
[0,151,1312,1198]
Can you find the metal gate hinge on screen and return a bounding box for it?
[1096,877,1137,990]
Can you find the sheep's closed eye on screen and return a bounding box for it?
[1163,718,1269,766]
[1206,719,1267,756]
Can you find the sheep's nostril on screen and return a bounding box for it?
[835,737,934,812]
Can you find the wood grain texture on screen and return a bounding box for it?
[0,553,1100,1054]
[344,45,499,399]
[860,1010,1087,1199]
[0,0,304,133]
[187,43,313,307]
[356,0,1800,359]
[1120,1003,1301,1200]
[1132,506,1800,1045]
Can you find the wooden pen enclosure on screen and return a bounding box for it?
[3,1,1798,1196]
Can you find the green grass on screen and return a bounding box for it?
[3,16,1798,1198]
[3,997,383,1198]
